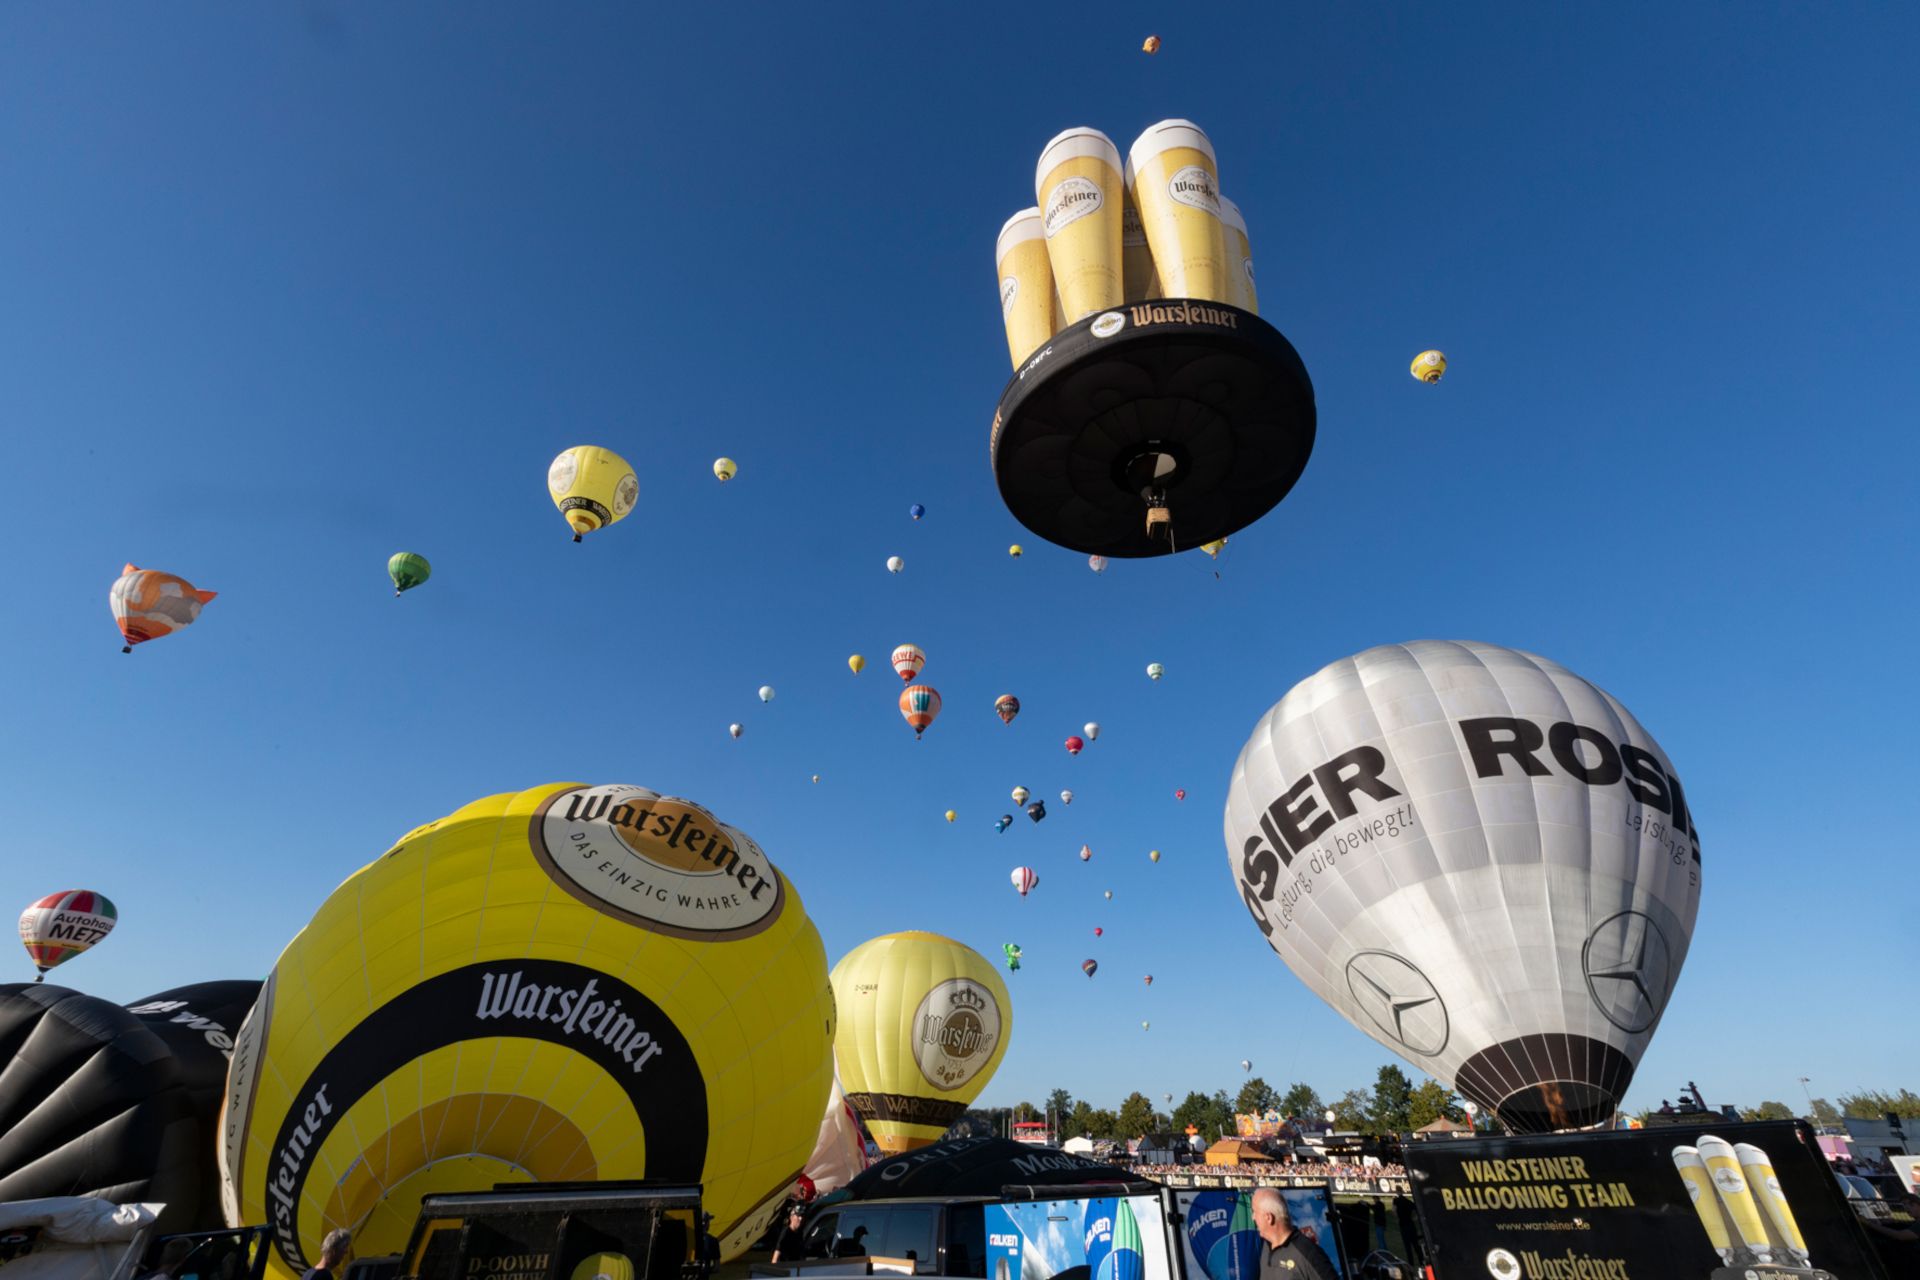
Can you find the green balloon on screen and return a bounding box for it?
[387,552,431,596]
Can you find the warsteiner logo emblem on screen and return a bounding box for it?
[913,978,1001,1092]
[531,784,784,941]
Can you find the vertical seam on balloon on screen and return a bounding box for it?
[1519,647,1586,1115]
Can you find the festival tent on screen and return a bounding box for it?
[1414,1117,1471,1137]
[1204,1139,1276,1166]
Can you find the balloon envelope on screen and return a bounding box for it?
[887,556,905,573]
[1411,350,1447,383]
[548,446,638,540]
[1011,868,1038,896]
[1011,786,1029,805]
[1223,640,1701,1133]
[1081,959,1097,977]
[891,644,927,683]
[910,504,926,520]
[387,552,431,595]
[848,654,866,675]
[1065,736,1085,755]
[1147,663,1164,681]
[1084,722,1101,740]
[110,565,215,652]
[758,685,775,702]
[713,457,737,481]
[1088,556,1108,574]
[900,685,942,737]
[18,889,117,977]
[830,933,1011,1155]
[994,694,1020,724]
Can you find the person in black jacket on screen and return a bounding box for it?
[1252,1188,1337,1280]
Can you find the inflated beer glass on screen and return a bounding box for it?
[1671,1147,1738,1267]
[1126,119,1228,302]
[1220,196,1258,314]
[1736,1142,1810,1265]
[1697,1135,1774,1264]
[1120,191,1161,303]
[1035,127,1124,322]
[996,209,1057,369]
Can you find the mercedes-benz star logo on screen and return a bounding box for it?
[1582,910,1672,1033]
[1344,951,1448,1057]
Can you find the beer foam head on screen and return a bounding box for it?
[1036,126,1122,196]
[1219,196,1248,234]
[1128,119,1219,181]
[996,208,1045,264]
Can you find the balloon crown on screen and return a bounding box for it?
[946,985,988,1013]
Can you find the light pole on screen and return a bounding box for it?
[1798,1076,1820,1129]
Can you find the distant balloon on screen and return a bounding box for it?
[110,565,216,654]
[729,723,743,739]
[19,890,118,980]
[1081,959,1098,978]
[1174,789,1186,801]
[1200,538,1228,559]
[1149,849,1161,863]
[887,556,905,573]
[548,445,638,542]
[1143,1021,1150,1030]
[387,552,431,596]
[1241,1060,1252,1073]
[995,694,1021,725]
[1084,722,1101,741]
[1142,34,1161,54]
[1144,975,1154,986]
[713,457,738,482]
[910,503,926,520]
[1411,350,1447,383]
[1163,1092,1171,1103]
[1088,556,1108,574]
[1079,844,1092,862]
[1060,789,1074,805]
[899,684,942,738]
[1103,890,1113,900]
[1003,943,1022,971]
[848,654,866,675]
[995,814,1014,834]
[1093,927,1103,938]
[891,644,927,682]
[1025,800,1046,823]
[1011,867,1038,897]
[1011,786,1030,805]
[759,685,776,702]
[1065,735,1085,756]
[945,809,957,823]
[812,775,820,783]
[1147,663,1164,681]
[1009,545,1023,558]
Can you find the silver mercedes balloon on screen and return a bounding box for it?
[1224,641,1701,1132]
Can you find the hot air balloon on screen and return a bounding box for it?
[548,446,638,541]
[899,685,942,738]
[1142,1021,1150,1030]
[1011,786,1030,805]
[109,565,215,654]
[713,457,738,481]
[831,933,1011,1156]
[1224,640,1702,1133]
[759,685,776,702]
[1201,538,1228,559]
[995,814,1014,834]
[1065,735,1085,755]
[1144,975,1153,986]
[945,810,958,823]
[1174,789,1186,801]
[812,775,820,783]
[1089,556,1108,574]
[1081,959,1098,978]
[848,654,866,675]
[910,503,926,520]
[728,723,743,739]
[1241,1060,1252,1073]
[1162,1092,1171,1103]
[887,555,905,573]
[1079,845,1092,862]
[1143,34,1161,53]
[994,694,1021,725]
[1149,849,1161,863]
[1060,789,1074,805]
[222,782,835,1267]
[891,643,927,683]
[18,890,117,980]
[1003,943,1023,972]
[387,552,431,596]
[1147,663,1164,681]
[1009,545,1023,558]
[1025,801,1046,823]
[1011,868,1038,896]
[1084,722,1101,741]
[1103,890,1113,900]
[1411,350,1447,383]
[1093,927,1103,938]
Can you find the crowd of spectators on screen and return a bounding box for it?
[1122,1160,1407,1183]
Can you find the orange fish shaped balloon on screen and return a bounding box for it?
[110,565,215,653]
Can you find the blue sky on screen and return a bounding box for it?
[2,4,1915,1120]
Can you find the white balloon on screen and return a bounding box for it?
[886,556,905,574]
[1223,641,1701,1134]
[1083,722,1100,741]
[758,685,775,702]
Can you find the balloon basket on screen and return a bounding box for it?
[991,299,1315,558]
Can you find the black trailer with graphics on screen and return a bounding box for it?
[386,1182,713,1280]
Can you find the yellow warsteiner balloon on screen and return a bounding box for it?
[1411,350,1447,383]
[221,783,835,1276]
[830,932,1011,1157]
[549,446,639,541]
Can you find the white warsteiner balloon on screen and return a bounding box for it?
[1224,641,1701,1133]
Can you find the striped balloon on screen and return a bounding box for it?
[109,564,215,653]
[1010,867,1038,897]
[18,889,118,980]
[891,644,927,683]
[899,685,942,738]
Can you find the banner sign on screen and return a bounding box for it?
[1173,1188,1345,1280]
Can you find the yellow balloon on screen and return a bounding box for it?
[1008,544,1023,558]
[944,810,957,823]
[848,654,866,675]
[713,457,738,482]
[222,783,835,1275]
[549,446,638,541]
[830,932,1011,1156]
[1411,350,1447,383]
[1149,849,1161,863]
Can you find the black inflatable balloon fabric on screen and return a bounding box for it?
[0,984,205,1230]
[125,980,263,1227]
